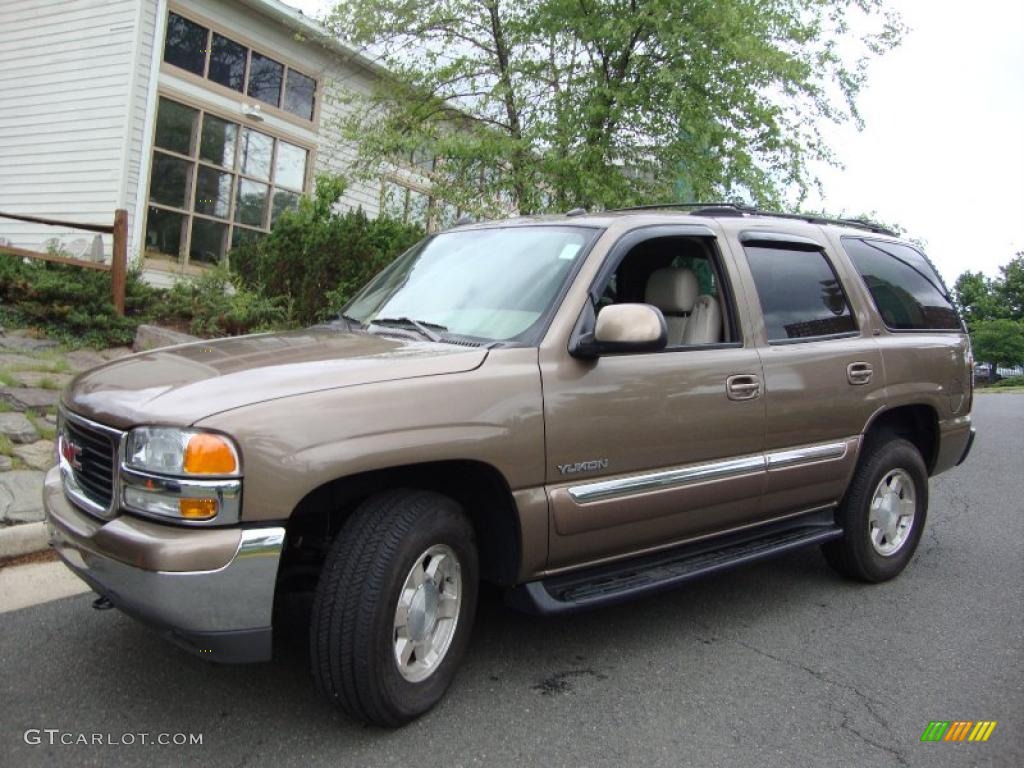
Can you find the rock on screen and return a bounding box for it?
[8,371,73,389]
[0,353,47,369]
[44,413,57,426]
[0,412,40,444]
[65,349,107,372]
[0,387,60,414]
[133,324,199,353]
[0,336,59,352]
[0,470,46,523]
[12,440,55,471]
[100,346,134,361]
[0,456,12,472]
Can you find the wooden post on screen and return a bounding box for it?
[111,208,128,316]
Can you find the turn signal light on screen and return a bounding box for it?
[179,498,218,519]
[183,434,238,475]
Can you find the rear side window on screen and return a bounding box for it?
[744,246,856,341]
[842,238,960,330]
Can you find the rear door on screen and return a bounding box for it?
[729,229,885,517]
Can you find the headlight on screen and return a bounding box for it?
[121,427,241,524]
[125,427,240,476]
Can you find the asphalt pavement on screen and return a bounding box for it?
[2,394,1022,767]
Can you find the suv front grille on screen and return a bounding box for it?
[65,417,117,509]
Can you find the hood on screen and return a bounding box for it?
[63,330,488,429]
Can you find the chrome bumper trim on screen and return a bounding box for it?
[44,468,284,654]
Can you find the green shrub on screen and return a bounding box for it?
[153,265,290,337]
[230,175,424,325]
[0,257,156,347]
[989,376,1024,389]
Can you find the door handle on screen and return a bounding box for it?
[726,374,761,401]
[847,362,873,385]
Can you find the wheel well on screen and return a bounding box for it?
[863,405,939,474]
[278,461,522,595]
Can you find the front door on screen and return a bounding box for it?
[540,228,767,570]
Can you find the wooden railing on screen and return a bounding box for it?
[0,209,128,315]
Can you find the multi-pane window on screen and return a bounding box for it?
[744,245,857,341]
[841,238,961,330]
[162,11,317,121]
[144,96,310,267]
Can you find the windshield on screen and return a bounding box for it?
[345,226,594,342]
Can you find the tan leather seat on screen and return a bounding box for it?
[682,294,722,345]
[645,267,698,346]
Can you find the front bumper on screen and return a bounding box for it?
[43,467,284,663]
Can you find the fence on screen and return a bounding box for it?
[0,209,128,314]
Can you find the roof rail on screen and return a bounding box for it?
[605,201,899,237]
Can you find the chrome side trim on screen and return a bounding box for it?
[566,439,852,504]
[568,454,766,503]
[766,441,847,469]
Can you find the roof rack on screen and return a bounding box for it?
[607,202,899,237]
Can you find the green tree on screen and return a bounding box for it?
[326,0,904,215]
[995,252,1024,319]
[971,318,1024,369]
[953,271,1005,325]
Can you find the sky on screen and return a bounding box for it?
[289,0,1023,283]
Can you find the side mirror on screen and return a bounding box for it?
[570,303,667,359]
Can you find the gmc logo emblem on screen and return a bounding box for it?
[59,434,83,471]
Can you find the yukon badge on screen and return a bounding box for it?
[558,459,609,475]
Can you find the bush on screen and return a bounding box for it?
[0,256,289,347]
[153,265,290,337]
[230,175,424,325]
[0,257,157,347]
[989,376,1024,389]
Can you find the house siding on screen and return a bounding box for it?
[0,0,146,257]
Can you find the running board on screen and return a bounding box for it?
[507,512,842,616]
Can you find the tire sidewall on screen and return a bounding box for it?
[845,439,929,581]
[372,501,479,721]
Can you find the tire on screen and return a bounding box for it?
[310,489,479,726]
[823,437,928,583]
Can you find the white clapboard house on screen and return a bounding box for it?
[0,0,445,284]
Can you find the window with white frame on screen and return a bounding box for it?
[145,96,310,267]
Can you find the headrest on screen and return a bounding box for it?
[645,268,699,313]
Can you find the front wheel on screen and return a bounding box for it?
[310,490,479,726]
[823,437,928,582]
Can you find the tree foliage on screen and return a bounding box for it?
[326,0,904,215]
[953,253,1024,368]
[970,319,1024,369]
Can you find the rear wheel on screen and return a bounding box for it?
[823,437,928,582]
[310,490,478,726]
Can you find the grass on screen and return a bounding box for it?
[0,371,15,386]
[25,412,54,441]
[0,434,13,457]
[977,386,1024,394]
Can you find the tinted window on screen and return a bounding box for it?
[842,238,960,330]
[163,13,207,76]
[284,69,316,120]
[745,246,856,341]
[209,34,247,91]
[153,98,197,155]
[248,53,284,106]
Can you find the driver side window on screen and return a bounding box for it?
[595,236,735,347]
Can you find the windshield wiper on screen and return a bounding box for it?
[370,316,448,342]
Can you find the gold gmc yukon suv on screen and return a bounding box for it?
[46,205,975,726]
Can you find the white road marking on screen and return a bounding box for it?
[0,561,91,613]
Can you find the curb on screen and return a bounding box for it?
[0,521,49,560]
